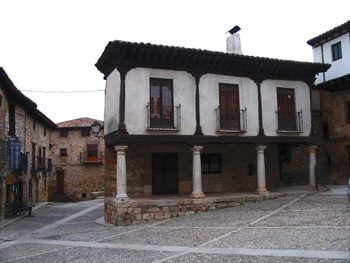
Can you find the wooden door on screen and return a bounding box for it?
[152,153,178,195]
[277,88,296,130]
[56,171,64,194]
[219,84,240,130]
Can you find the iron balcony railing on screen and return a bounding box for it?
[146,104,181,131]
[80,152,103,164]
[216,108,247,132]
[276,110,303,132]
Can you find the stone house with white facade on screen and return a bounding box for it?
[50,118,104,201]
[0,67,56,220]
[95,33,329,208]
[308,20,350,184]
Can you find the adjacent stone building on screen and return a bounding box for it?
[308,20,350,184]
[0,67,56,220]
[50,118,104,201]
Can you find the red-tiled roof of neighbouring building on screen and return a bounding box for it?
[307,20,350,48]
[57,117,104,128]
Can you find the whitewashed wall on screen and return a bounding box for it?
[261,80,311,136]
[313,32,350,85]
[104,67,311,137]
[104,69,120,135]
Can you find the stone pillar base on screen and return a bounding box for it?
[256,188,269,196]
[191,191,206,199]
[116,195,129,202]
[307,185,316,191]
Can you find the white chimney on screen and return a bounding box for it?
[226,33,242,55]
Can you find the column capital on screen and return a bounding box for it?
[114,145,128,154]
[308,145,318,153]
[192,146,203,153]
[255,145,267,152]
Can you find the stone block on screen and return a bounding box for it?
[155,212,164,220]
[143,213,154,220]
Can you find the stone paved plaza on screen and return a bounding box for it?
[0,186,349,262]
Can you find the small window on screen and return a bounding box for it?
[81,128,90,137]
[59,129,68,137]
[8,104,15,135]
[44,126,47,136]
[82,193,87,199]
[60,148,67,157]
[332,42,342,61]
[201,154,222,174]
[33,119,36,130]
[87,144,98,161]
[345,101,350,124]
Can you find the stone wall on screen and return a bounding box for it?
[105,193,284,226]
[1,91,53,221]
[51,128,105,200]
[321,90,350,184]
[104,143,285,197]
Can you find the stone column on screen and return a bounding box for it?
[256,145,269,195]
[114,145,129,201]
[308,145,317,190]
[191,146,205,199]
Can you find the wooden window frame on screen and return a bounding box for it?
[219,83,240,130]
[8,103,15,136]
[87,144,98,162]
[149,78,174,128]
[60,148,67,157]
[331,42,342,61]
[81,128,90,137]
[201,153,222,174]
[277,88,297,131]
[59,129,68,137]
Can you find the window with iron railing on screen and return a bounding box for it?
[276,88,303,133]
[217,83,246,132]
[216,108,247,132]
[146,104,181,130]
[147,78,181,131]
[276,110,303,132]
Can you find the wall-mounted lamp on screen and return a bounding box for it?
[91,121,103,138]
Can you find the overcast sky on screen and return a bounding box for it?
[0,0,349,124]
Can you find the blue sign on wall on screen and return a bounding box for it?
[8,138,21,169]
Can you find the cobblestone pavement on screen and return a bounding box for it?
[0,186,349,262]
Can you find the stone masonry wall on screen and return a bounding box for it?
[104,143,283,198]
[51,128,105,200]
[322,90,350,184]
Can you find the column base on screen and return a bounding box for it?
[115,194,129,202]
[191,191,206,199]
[307,185,316,191]
[256,188,269,196]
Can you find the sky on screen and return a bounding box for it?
[0,0,349,124]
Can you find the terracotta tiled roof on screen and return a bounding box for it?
[57,117,104,128]
[307,20,350,47]
[96,40,330,82]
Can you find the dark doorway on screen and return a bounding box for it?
[152,153,178,195]
[56,171,64,194]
